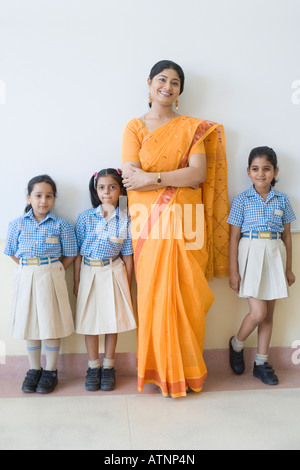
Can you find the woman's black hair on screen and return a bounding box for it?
[148,60,185,107]
[248,146,278,187]
[89,168,126,208]
[25,174,57,212]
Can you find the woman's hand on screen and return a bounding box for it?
[122,163,151,191]
[122,153,206,192]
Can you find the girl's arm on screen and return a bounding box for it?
[122,153,206,192]
[11,256,20,265]
[122,254,134,287]
[228,225,242,294]
[281,223,296,286]
[73,253,82,297]
[61,256,76,271]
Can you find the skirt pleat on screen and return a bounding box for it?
[238,237,288,300]
[9,262,74,340]
[75,258,136,335]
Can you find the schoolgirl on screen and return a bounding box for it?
[4,175,78,393]
[74,168,136,392]
[227,146,296,385]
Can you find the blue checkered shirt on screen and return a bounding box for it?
[4,209,78,258]
[227,185,296,233]
[75,205,133,259]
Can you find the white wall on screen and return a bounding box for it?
[0,0,299,235]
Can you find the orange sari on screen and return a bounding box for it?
[121,116,229,397]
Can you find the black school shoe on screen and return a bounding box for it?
[22,369,43,393]
[253,362,279,385]
[100,367,116,391]
[229,336,245,375]
[36,370,58,394]
[85,367,101,391]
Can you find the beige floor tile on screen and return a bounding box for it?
[126,389,300,450]
[0,395,131,450]
[1,389,300,450]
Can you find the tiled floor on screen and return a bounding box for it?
[1,366,300,450]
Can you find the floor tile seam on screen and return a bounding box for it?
[125,395,134,450]
[1,384,300,401]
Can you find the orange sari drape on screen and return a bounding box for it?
[121,116,229,397]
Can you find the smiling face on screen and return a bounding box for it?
[96,175,121,209]
[26,182,56,221]
[148,68,181,108]
[247,156,279,194]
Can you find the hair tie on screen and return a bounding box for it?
[116,168,122,175]
[94,172,98,188]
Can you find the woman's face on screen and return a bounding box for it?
[148,68,181,107]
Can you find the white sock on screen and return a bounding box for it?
[103,357,115,369]
[231,336,245,352]
[255,353,268,366]
[45,339,60,371]
[88,358,101,369]
[26,340,42,370]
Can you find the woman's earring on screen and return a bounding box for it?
[149,93,152,106]
[175,100,179,110]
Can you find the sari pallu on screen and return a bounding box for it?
[122,116,229,397]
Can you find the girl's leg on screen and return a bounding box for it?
[101,334,118,391]
[104,333,118,364]
[236,298,268,342]
[35,339,60,394]
[26,340,42,370]
[85,334,101,369]
[230,298,268,375]
[85,335,101,391]
[44,339,61,371]
[253,299,278,385]
[256,299,276,359]
[22,340,43,393]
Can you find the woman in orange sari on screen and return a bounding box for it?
[121,60,229,398]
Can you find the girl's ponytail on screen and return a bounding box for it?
[89,173,101,208]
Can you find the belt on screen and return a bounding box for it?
[83,255,120,267]
[21,257,60,266]
[242,231,281,240]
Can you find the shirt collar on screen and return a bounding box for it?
[246,184,275,200]
[24,208,57,223]
[94,205,119,220]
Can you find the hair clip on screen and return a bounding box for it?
[116,168,122,175]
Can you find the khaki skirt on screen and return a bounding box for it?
[10,261,75,340]
[238,236,288,300]
[75,257,136,335]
